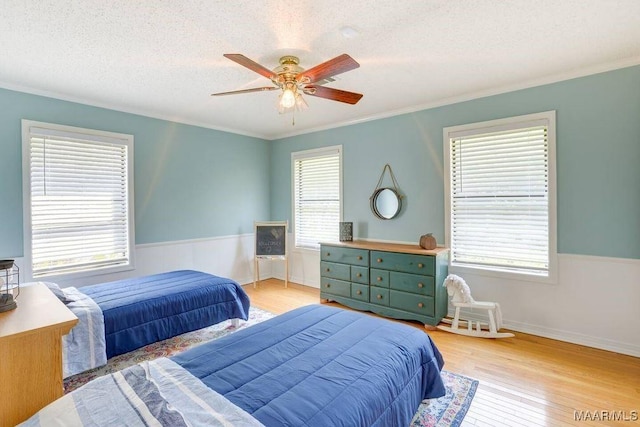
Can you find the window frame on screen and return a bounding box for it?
[21,120,136,281]
[291,145,343,252]
[443,111,557,284]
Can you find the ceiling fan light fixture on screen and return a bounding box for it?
[280,86,296,109]
[215,53,363,116]
[295,92,308,111]
[278,89,307,115]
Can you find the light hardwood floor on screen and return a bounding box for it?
[244,279,640,427]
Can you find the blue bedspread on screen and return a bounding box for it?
[173,304,445,427]
[21,358,264,427]
[81,270,250,358]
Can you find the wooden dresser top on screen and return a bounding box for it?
[321,240,449,256]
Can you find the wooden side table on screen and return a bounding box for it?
[0,283,78,427]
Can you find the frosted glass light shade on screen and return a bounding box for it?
[280,88,296,108]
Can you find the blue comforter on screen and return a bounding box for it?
[21,358,264,427]
[173,304,445,427]
[81,270,250,358]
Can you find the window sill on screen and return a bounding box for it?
[31,262,135,284]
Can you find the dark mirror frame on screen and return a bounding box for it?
[370,187,402,220]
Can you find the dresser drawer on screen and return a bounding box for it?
[321,278,351,298]
[351,266,369,284]
[390,272,435,296]
[370,269,389,287]
[370,286,390,306]
[390,290,434,316]
[321,245,369,267]
[321,261,350,281]
[351,283,370,302]
[371,251,435,276]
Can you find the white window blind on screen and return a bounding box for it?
[293,147,341,249]
[447,114,554,276]
[24,122,134,278]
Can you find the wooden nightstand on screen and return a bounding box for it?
[0,283,78,427]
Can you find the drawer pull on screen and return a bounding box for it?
[326,283,331,288]
[326,268,330,272]
[418,263,424,268]
[357,256,363,260]
[356,273,362,277]
[377,294,383,300]
[418,302,424,308]
[418,283,424,288]
[357,290,362,295]
[326,252,331,256]
[377,276,383,281]
[377,258,382,263]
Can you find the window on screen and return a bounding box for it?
[22,120,135,279]
[444,111,556,280]
[292,146,342,250]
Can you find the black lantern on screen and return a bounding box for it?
[0,260,19,313]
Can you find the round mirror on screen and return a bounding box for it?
[371,188,402,220]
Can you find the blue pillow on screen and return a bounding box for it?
[43,281,69,303]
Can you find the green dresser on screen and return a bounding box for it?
[320,241,449,327]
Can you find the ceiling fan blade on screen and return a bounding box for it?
[296,54,360,84]
[303,85,363,104]
[211,86,278,96]
[223,54,277,80]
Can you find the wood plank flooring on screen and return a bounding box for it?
[244,279,640,427]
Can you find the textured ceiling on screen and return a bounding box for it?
[1,1,640,139]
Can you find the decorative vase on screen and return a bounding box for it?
[419,233,436,250]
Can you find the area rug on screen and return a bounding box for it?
[64,306,478,427]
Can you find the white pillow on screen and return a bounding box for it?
[42,281,69,303]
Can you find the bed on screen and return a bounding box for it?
[55,269,250,377]
[22,304,445,427]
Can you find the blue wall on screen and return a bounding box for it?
[271,65,640,259]
[0,88,270,257]
[2,65,639,261]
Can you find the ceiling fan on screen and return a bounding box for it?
[211,53,363,114]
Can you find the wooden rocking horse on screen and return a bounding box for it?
[437,274,514,338]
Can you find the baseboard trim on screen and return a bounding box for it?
[235,275,257,287]
[505,319,640,358]
[269,272,319,289]
[450,308,640,358]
